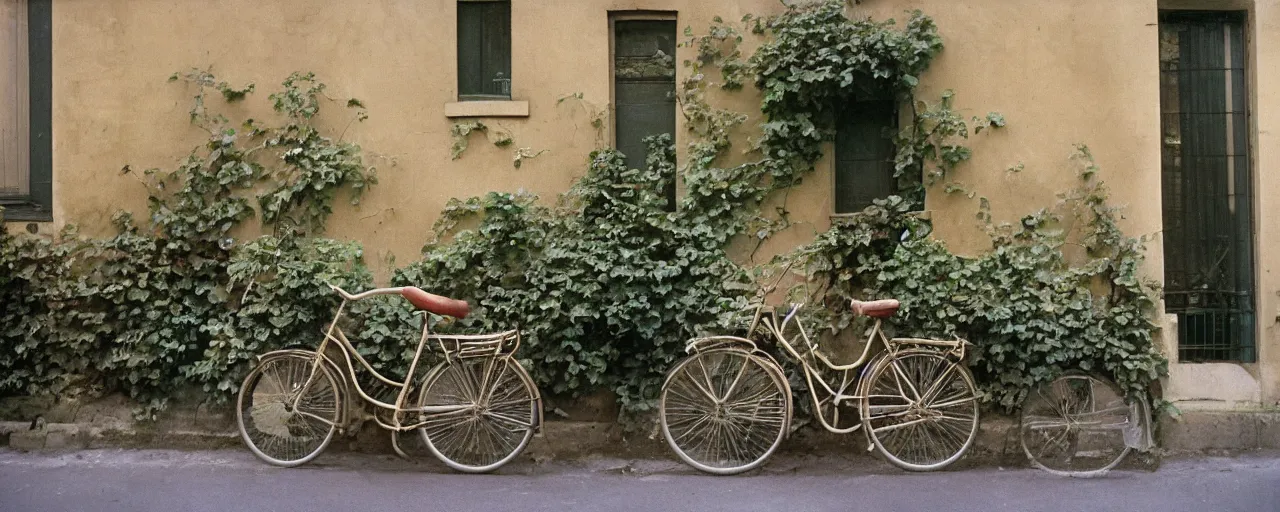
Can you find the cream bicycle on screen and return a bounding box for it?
[235,284,543,473]
[659,286,981,475]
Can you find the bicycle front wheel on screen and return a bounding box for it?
[417,357,538,473]
[236,352,342,467]
[861,350,979,471]
[1020,372,1133,477]
[660,349,790,475]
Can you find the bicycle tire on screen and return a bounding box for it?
[417,357,538,473]
[659,348,790,475]
[1019,371,1133,477]
[860,350,980,471]
[236,352,342,467]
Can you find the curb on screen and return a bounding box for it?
[0,414,1102,469]
[3,393,1273,467]
[1158,409,1280,452]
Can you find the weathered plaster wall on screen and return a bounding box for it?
[8,0,1278,407]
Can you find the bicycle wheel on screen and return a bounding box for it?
[660,349,790,475]
[861,350,979,471]
[417,357,538,473]
[1020,371,1133,477]
[236,352,342,467]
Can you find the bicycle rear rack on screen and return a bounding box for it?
[431,329,522,362]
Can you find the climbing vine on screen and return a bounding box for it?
[390,137,754,417]
[0,70,383,417]
[402,0,1166,418]
[787,147,1166,410]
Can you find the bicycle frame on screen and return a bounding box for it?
[743,301,969,435]
[289,285,520,434]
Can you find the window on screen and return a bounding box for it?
[1,0,51,221]
[834,83,897,214]
[1158,10,1256,362]
[457,0,511,101]
[611,15,677,210]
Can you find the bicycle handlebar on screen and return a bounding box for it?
[327,283,407,301]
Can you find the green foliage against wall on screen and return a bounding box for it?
[0,0,1166,424]
[790,148,1166,410]
[386,140,754,414]
[0,71,379,417]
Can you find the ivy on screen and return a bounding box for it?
[450,121,488,160]
[195,235,373,396]
[788,147,1167,410]
[392,137,753,418]
[379,1,1013,422]
[0,71,382,418]
[450,120,515,161]
[751,3,943,179]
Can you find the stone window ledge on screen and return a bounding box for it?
[444,101,529,118]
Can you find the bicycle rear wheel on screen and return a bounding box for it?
[861,350,979,471]
[236,352,342,467]
[659,349,790,475]
[417,357,538,473]
[1019,371,1133,477]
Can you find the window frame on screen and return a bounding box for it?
[1157,8,1258,363]
[1,0,51,222]
[831,82,900,217]
[608,11,679,211]
[456,0,512,102]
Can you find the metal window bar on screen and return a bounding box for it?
[1158,11,1256,363]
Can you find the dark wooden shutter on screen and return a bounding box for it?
[613,19,676,209]
[834,96,896,214]
[2,0,50,221]
[457,1,511,100]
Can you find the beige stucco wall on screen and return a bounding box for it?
[6,0,1277,407]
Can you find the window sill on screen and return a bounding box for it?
[1,204,53,222]
[445,100,530,118]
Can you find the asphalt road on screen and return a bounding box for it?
[2,448,1278,512]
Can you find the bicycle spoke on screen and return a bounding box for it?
[721,355,750,402]
[483,410,534,431]
[689,357,724,403]
[670,414,715,443]
[865,353,978,471]
[1019,373,1133,475]
[661,351,788,474]
[418,357,536,472]
[888,359,922,403]
[237,353,340,467]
